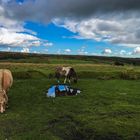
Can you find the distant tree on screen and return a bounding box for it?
[114,61,124,66]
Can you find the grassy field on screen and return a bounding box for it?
[0,55,140,140]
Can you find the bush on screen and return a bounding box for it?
[120,70,138,80]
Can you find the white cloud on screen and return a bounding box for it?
[0,26,53,49]
[91,52,100,56]
[54,14,140,48]
[77,46,88,55]
[56,49,61,54]
[0,27,41,47]
[102,48,112,54]
[78,51,88,55]
[83,51,88,55]
[133,47,140,54]
[4,47,11,52]
[0,5,53,50]
[44,49,49,54]
[120,50,126,55]
[21,47,30,53]
[0,5,21,28]
[0,25,53,48]
[64,49,71,53]
[7,47,10,51]
[44,42,53,47]
[33,51,37,54]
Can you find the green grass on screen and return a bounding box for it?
[0,56,140,139]
[0,78,139,140]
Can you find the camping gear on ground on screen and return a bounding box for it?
[47,84,81,98]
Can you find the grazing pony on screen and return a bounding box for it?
[55,66,77,84]
[0,69,13,113]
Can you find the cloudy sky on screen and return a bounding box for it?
[0,0,140,57]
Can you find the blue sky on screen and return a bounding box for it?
[0,0,140,57]
[24,22,128,55]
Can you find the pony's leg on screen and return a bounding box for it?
[0,103,4,113]
[68,77,71,84]
[67,75,71,84]
[57,77,60,83]
[4,93,8,108]
[4,93,8,103]
[64,77,67,84]
[57,78,60,83]
[2,104,5,112]
[55,72,60,83]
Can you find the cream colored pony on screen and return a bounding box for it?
[0,69,13,113]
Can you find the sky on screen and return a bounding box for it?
[0,0,140,57]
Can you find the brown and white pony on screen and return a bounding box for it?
[55,66,77,84]
[0,69,13,113]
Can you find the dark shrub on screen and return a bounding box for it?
[114,61,124,66]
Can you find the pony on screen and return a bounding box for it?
[55,66,77,84]
[0,69,13,113]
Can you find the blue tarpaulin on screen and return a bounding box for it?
[47,84,81,98]
[47,86,56,97]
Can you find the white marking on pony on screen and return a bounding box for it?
[64,77,67,84]
[62,67,71,76]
